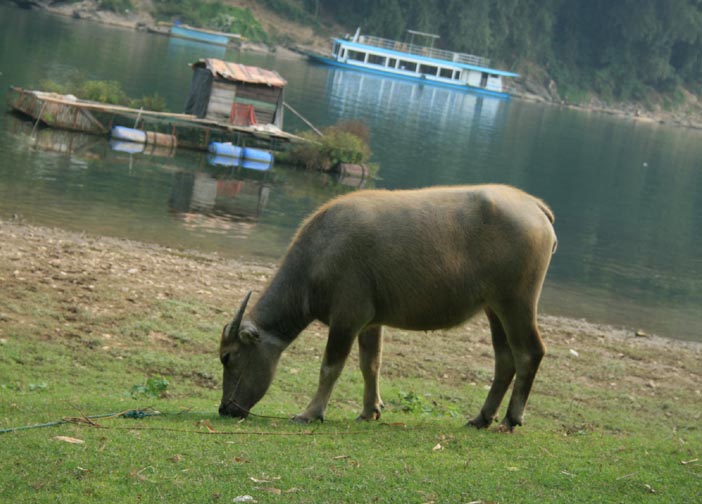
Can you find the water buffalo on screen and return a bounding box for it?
[218,184,557,430]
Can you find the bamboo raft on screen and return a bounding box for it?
[6,86,307,152]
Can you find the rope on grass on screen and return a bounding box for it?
[0,409,160,435]
[0,408,410,436]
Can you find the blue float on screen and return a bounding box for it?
[242,147,273,164]
[111,126,147,144]
[208,142,274,165]
[208,141,243,159]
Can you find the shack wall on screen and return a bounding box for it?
[206,81,236,122]
[204,79,284,127]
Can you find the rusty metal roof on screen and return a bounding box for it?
[193,58,287,88]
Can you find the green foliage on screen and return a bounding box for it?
[282,120,372,171]
[131,92,167,112]
[153,0,269,43]
[130,375,170,399]
[98,0,133,13]
[259,0,321,27]
[313,0,702,103]
[393,391,461,417]
[39,78,167,112]
[79,80,131,105]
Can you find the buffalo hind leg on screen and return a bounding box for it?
[293,323,359,423]
[497,303,545,431]
[468,307,516,429]
[357,325,384,420]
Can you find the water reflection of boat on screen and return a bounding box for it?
[325,68,504,129]
[6,113,103,154]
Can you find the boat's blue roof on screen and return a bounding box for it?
[335,39,520,78]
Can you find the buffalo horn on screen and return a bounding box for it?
[226,291,252,340]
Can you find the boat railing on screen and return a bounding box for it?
[357,35,491,68]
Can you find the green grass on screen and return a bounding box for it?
[2,324,699,503]
[1,223,700,502]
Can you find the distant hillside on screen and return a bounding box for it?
[12,0,702,128]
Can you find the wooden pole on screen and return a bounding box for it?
[31,102,47,138]
[284,101,323,137]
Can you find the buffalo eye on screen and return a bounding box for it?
[220,352,230,366]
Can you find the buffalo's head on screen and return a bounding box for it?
[218,292,283,418]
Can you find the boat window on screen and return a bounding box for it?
[453,70,461,80]
[348,50,366,62]
[419,64,438,76]
[333,42,340,56]
[388,58,397,68]
[480,72,489,87]
[439,68,453,79]
[368,54,386,66]
[399,60,417,72]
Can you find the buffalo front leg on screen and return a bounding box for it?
[468,307,516,429]
[357,325,384,420]
[293,324,358,423]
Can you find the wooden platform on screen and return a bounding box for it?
[6,87,307,152]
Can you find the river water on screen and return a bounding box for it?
[1,5,700,342]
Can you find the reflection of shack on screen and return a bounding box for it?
[170,171,271,237]
[185,58,286,128]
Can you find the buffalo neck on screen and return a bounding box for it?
[248,262,313,344]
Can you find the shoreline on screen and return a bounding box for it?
[13,0,702,131]
[2,218,699,354]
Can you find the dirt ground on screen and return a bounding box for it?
[1,218,700,418]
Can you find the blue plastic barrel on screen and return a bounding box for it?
[208,142,243,159]
[242,147,273,164]
[207,154,240,168]
[111,126,147,144]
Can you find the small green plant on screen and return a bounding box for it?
[39,77,167,111]
[79,80,131,105]
[282,120,372,172]
[130,375,170,399]
[131,92,167,112]
[392,391,461,417]
[396,390,429,414]
[28,383,48,392]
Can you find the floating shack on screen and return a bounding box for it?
[6,59,301,152]
[185,58,286,129]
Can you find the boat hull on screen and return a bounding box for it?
[307,53,511,99]
[170,26,229,46]
[6,87,108,134]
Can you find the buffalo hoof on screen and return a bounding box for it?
[497,414,521,432]
[291,413,324,424]
[356,408,382,421]
[466,412,494,429]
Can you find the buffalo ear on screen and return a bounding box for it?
[239,323,259,345]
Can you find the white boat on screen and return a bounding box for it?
[308,28,519,98]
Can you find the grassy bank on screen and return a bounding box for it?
[0,220,700,502]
